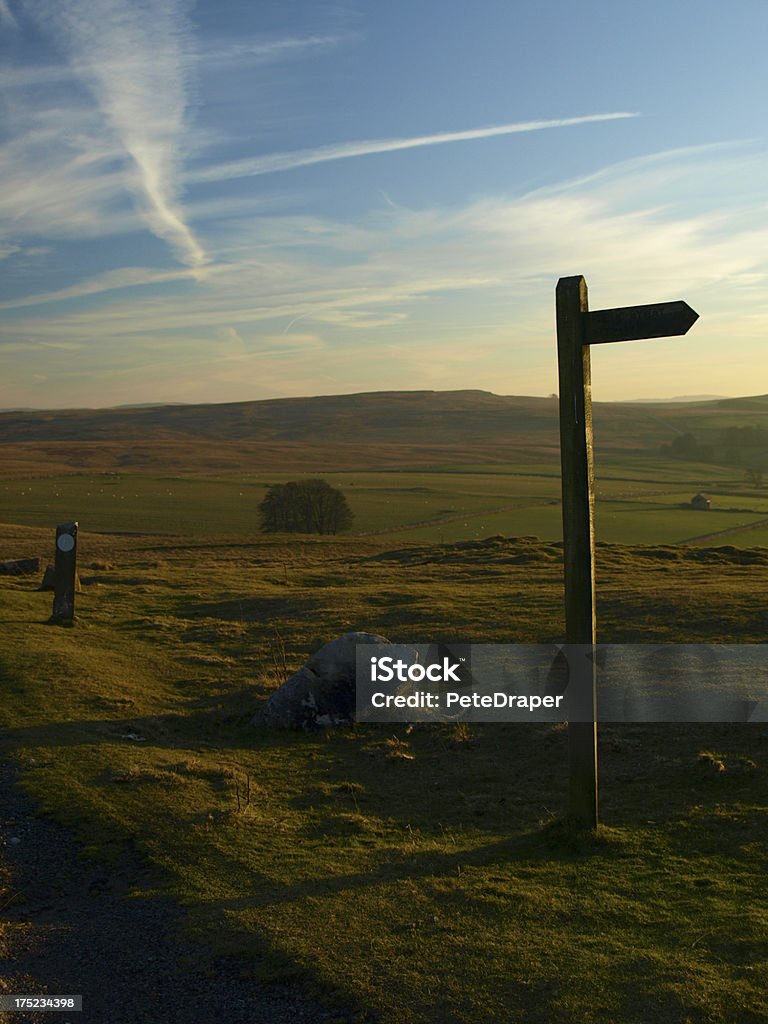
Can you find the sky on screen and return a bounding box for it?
[1,0,767,409]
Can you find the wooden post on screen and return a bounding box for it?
[554,277,698,828]
[50,521,78,625]
[556,276,598,829]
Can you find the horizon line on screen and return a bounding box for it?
[2,387,757,414]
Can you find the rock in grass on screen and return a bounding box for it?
[259,631,392,730]
[0,557,40,576]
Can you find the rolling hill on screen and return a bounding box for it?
[0,390,766,476]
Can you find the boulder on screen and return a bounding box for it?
[260,631,392,729]
[0,557,40,576]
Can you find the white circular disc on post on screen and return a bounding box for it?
[57,533,75,552]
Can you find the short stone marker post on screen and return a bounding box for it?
[50,521,78,625]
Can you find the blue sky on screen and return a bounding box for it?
[1,0,767,408]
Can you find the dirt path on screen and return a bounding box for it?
[0,762,354,1024]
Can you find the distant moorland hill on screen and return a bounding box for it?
[2,389,768,444]
[0,390,766,476]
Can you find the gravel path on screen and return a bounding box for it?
[0,761,355,1024]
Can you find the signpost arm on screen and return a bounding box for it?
[556,276,598,829]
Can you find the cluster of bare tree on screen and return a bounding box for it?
[258,479,353,535]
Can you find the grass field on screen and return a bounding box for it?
[2,463,767,549]
[1,523,767,1023]
[1,393,767,1021]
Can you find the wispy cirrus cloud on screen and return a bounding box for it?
[22,0,206,269]
[204,32,350,69]
[0,99,131,244]
[0,0,17,28]
[6,143,767,331]
[188,112,639,183]
[0,265,202,310]
[5,140,767,406]
[0,30,348,89]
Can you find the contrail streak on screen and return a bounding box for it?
[24,0,206,268]
[189,112,639,183]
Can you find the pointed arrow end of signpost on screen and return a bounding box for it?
[681,302,699,335]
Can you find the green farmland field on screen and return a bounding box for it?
[3,464,768,549]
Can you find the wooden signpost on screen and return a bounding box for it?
[556,276,699,828]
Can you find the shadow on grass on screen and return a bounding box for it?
[4,704,765,862]
[174,595,324,621]
[3,710,767,1024]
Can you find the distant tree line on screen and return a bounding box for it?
[660,423,765,457]
[658,432,713,461]
[258,479,354,535]
[722,425,767,448]
[658,423,766,483]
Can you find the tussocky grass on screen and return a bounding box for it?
[0,528,766,1022]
